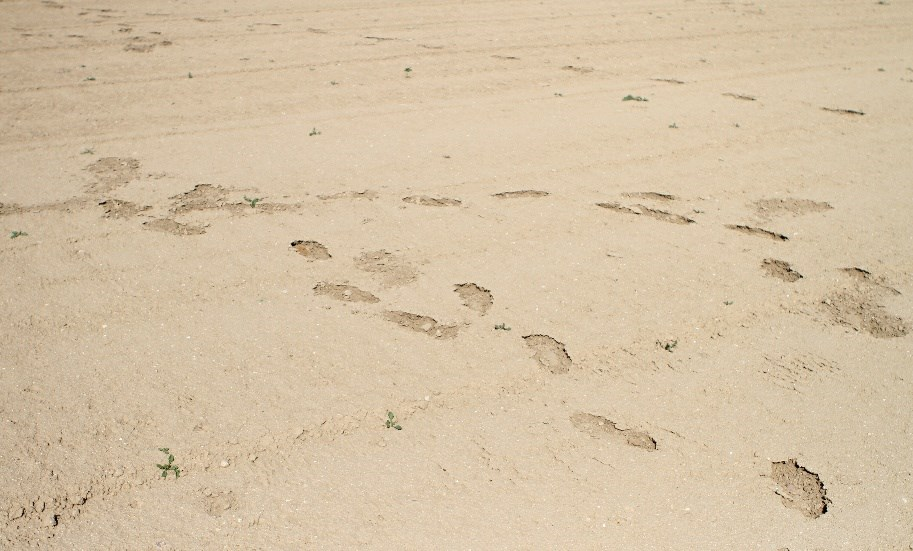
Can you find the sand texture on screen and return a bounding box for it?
[2,0,913,548]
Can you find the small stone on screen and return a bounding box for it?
[219,459,230,468]
[421,322,433,332]
[44,513,58,527]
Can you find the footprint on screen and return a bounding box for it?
[200,488,237,517]
[170,184,230,214]
[493,190,549,199]
[722,92,757,101]
[291,240,331,260]
[354,250,417,286]
[99,199,149,219]
[771,459,829,518]
[762,259,802,282]
[821,290,907,338]
[85,157,141,193]
[317,190,378,201]
[753,198,832,218]
[523,334,572,374]
[313,283,379,303]
[597,202,694,224]
[570,413,657,451]
[840,267,899,295]
[454,283,492,314]
[402,195,461,207]
[622,192,677,202]
[143,218,205,235]
[384,311,458,339]
[725,224,788,241]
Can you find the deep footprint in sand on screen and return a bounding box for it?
[292,240,331,260]
[454,283,493,314]
[762,259,803,282]
[143,218,206,236]
[725,224,788,241]
[523,334,572,374]
[771,459,829,518]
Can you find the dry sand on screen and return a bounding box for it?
[2,0,912,548]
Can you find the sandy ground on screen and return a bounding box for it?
[2,0,912,549]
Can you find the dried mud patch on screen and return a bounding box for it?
[402,195,461,207]
[570,413,656,451]
[313,283,379,303]
[454,283,492,314]
[725,224,788,241]
[771,459,829,518]
[762,259,803,282]
[143,218,205,236]
[292,240,331,260]
[523,334,572,374]
[384,311,458,339]
[169,184,230,214]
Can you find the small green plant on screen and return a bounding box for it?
[723,300,733,306]
[156,448,181,479]
[188,72,193,78]
[243,196,261,208]
[623,94,648,102]
[309,127,321,136]
[554,92,564,97]
[669,122,678,129]
[10,230,27,239]
[80,147,94,155]
[385,411,402,430]
[85,76,96,81]
[494,323,511,331]
[404,67,412,74]
[657,339,678,352]
[330,81,339,85]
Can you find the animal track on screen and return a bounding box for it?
[821,290,907,338]
[354,250,418,286]
[570,413,657,451]
[384,311,458,339]
[291,240,331,260]
[143,218,205,235]
[313,283,379,303]
[402,195,461,207]
[771,459,829,518]
[454,283,492,314]
[493,190,549,199]
[762,259,803,282]
[725,224,788,241]
[201,488,237,517]
[523,334,572,374]
[597,202,694,224]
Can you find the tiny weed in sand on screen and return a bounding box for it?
[494,323,512,331]
[404,67,412,74]
[85,76,95,81]
[554,92,563,97]
[188,72,193,78]
[80,148,94,155]
[724,300,734,306]
[385,411,402,430]
[623,94,648,102]
[330,81,339,85]
[243,196,261,208]
[309,127,321,136]
[10,230,28,239]
[669,122,678,129]
[657,339,678,352]
[156,448,181,479]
